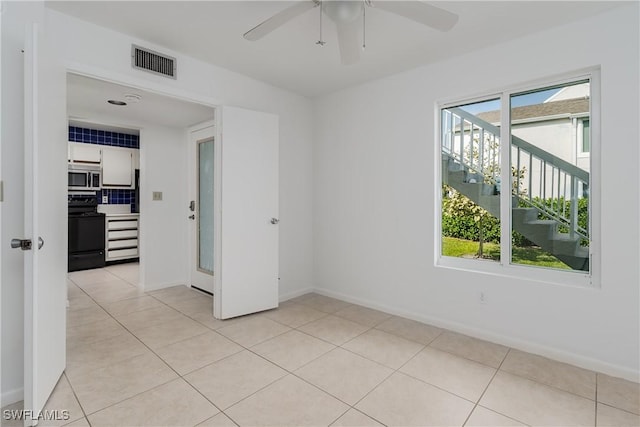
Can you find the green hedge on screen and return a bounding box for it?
[441,187,588,247]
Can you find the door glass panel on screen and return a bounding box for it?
[198,138,214,274]
[510,80,590,272]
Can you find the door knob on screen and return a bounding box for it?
[188,215,195,220]
[270,218,280,224]
[38,237,44,250]
[11,238,32,250]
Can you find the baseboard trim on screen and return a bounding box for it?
[143,281,187,292]
[313,287,640,382]
[279,286,315,303]
[1,387,23,407]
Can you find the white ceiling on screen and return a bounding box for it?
[67,73,215,128]
[50,1,623,97]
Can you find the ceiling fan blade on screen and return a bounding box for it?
[336,21,361,65]
[243,1,319,41]
[372,1,458,32]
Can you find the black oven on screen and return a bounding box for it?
[68,194,106,272]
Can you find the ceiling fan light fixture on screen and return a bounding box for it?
[323,1,363,24]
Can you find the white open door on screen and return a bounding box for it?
[21,23,67,423]
[215,106,279,319]
[189,123,216,294]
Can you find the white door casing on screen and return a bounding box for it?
[23,22,67,423]
[215,106,279,319]
[189,123,216,295]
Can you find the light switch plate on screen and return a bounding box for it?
[152,191,163,201]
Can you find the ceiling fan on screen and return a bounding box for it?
[243,1,459,65]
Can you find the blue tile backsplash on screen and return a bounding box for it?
[70,126,139,210]
[69,126,140,149]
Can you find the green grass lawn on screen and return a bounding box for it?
[442,237,571,269]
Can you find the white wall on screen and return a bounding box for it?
[313,4,639,380]
[138,125,191,291]
[46,9,315,299]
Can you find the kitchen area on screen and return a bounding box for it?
[68,123,140,272]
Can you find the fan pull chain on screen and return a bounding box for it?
[362,3,366,50]
[316,1,326,46]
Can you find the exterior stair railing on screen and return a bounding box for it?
[443,107,589,241]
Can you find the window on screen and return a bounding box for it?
[438,73,597,285]
[578,118,590,154]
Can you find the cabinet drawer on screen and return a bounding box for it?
[107,219,138,230]
[107,248,138,260]
[108,238,138,249]
[108,229,138,239]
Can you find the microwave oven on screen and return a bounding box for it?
[68,165,101,191]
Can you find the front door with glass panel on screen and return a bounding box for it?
[190,124,215,294]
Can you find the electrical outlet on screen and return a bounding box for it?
[102,195,108,203]
[152,191,163,201]
[479,291,487,304]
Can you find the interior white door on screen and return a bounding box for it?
[215,106,279,319]
[189,124,215,294]
[22,23,67,423]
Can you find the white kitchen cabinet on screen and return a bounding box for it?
[105,214,139,261]
[102,146,134,188]
[68,142,101,164]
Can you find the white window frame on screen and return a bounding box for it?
[435,68,600,288]
[577,116,591,157]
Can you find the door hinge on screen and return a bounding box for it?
[0,180,3,202]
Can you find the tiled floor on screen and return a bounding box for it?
[3,263,639,426]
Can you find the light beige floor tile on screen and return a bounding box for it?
[252,330,335,371]
[216,316,290,347]
[480,371,595,426]
[430,331,509,368]
[68,269,117,287]
[66,333,150,376]
[62,417,90,427]
[1,401,24,427]
[286,292,320,304]
[331,408,384,426]
[66,305,111,328]
[155,330,242,375]
[67,292,97,312]
[296,347,393,405]
[298,315,370,346]
[262,304,327,328]
[400,347,496,402]
[299,294,353,313]
[342,329,424,369]
[597,373,640,415]
[115,304,185,331]
[355,372,474,426]
[465,406,526,426]
[196,412,238,426]
[38,374,85,427]
[85,282,144,304]
[78,278,136,296]
[375,316,442,345]
[334,305,392,327]
[225,374,349,427]
[66,316,128,349]
[101,295,165,317]
[132,316,210,349]
[166,294,214,316]
[501,349,596,399]
[150,285,206,305]
[185,350,287,410]
[87,378,218,427]
[67,352,178,415]
[189,311,244,330]
[596,403,640,426]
